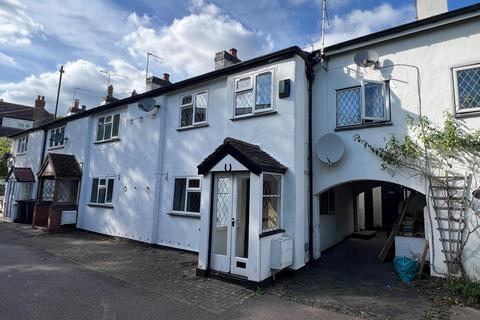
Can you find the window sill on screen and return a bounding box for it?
[230,110,277,121]
[335,121,392,131]
[176,123,209,131]
[87,203,114,208]
[168,211,201,218]
[455,110,480,119]
[48,145,65,151]
[94,137,120,145]
[259,229,285,238]
[16,152,27,156]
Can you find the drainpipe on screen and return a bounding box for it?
[306,63,315,262]
[35,128,48,202]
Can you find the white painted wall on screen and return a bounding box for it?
[312,16,480,279]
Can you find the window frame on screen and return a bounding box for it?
[233,70,275,118]
[336,80,391,128]
[95,113,121,143]
[261,172,283,233]
[319,188,336,215]
[171,176,202,215]
[16,135,29,154]
[89,177,115,206]
[48,126,66,149]
[453,63,480,114]
[179,90,208,128]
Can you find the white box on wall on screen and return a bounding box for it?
[271,236,293,270]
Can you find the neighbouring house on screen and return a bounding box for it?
[0,96,53,136]
[4,1,480,284]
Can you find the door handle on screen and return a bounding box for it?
[231,218,235,227]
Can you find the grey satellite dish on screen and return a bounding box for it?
[138,98,158,112]
[353,50,379,68]
[315,133,345,167]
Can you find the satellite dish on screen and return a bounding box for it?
[353,50,379,68]
[315,133,345,167]
[138,98,158,112]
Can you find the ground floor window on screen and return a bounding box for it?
[172,177,201,213]
[90,178,114,204]
[320,188,336,215]
[262,173,281,232]
[41,179,55,201]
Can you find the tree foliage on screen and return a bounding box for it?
[0,137,12,179]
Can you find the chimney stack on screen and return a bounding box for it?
[33,95,49,127]
[146,74,172,92]
[107,85,114,98]
[415,0,448,20]
[73,99,80,109]
[215,48,241,70]
[67,99,85,115]
[101,85,118,105]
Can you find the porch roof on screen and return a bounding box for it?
[38,153,82,178]
[197,137,287,175]
[7,167,35,182]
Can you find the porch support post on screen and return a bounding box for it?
[248,172,262,282]
[198,172,212,271]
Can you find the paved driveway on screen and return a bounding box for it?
[0,222,358,320]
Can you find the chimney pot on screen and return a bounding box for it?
[229,48,237,57]
[163,73,170,81]
[82,105,86,110]
[107,85,113,98]
[74,99,80,109]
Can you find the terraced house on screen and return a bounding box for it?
[5,1,480,284]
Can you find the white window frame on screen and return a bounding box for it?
[17,135,28,154]
[171,176,202,215]
[89,177,115,205]
[336,80,390,128]
[233,70,275,118]
[453,63,480,114]
[48,126,66,149]
[96,113,121,143]
[261,173,283,233]
[179,91,208,128]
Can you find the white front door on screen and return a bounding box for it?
[211,173,250,277]
[4,180,16,221]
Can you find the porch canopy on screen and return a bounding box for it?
[7,167,35,182]
[197,137,287,175]
[38,153,82,179]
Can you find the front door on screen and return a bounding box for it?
[211,173,250,277]
[4,180,16,220]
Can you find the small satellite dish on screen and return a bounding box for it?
[138,98,158,112]
[353,50,379,68]
[315,133,345,167]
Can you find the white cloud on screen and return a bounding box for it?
[122,1,273,79]
[0,51,15,66]
[0,0,42,47]
[312,3,415,49]
[0,59,144,116]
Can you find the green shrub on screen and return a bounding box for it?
[445,278,480,305]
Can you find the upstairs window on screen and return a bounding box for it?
[49,126,65,149]
[180,91,208,128]
[234,71,273,117]
[336,80,390,128]
[262,173,282,232]
[90,177,114,205]
[96,114,120,142]
[172,177,201,214]
[17,135,28,154]
[453,64,480,113]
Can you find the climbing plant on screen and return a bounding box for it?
[353,113,480,279]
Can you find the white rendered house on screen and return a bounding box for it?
[5,1,480,283]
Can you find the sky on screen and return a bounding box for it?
[0,0,478,116]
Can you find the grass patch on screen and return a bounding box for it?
[445,278,480,305]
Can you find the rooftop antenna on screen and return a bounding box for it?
[319,0,330,63]
[145,52,164,90]
[72,87,89,106]
[100,70,128,87]
[54,65,65,119]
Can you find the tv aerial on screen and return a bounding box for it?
[315,133,345,167]
[100,70,128,87]
[353,50,379,68]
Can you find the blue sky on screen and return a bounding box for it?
[0,0,478,115]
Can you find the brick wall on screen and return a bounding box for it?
[32,204,50,227]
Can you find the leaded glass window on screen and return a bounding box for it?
[262,174,281,232]
[56,180,78,204]
[234,71,273,117]
[336,81,390,128]
[49,127,65,149]
[172,177,201,213]
[42,179,55,201]
[454,65,480,112]
[180,92,208,128]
